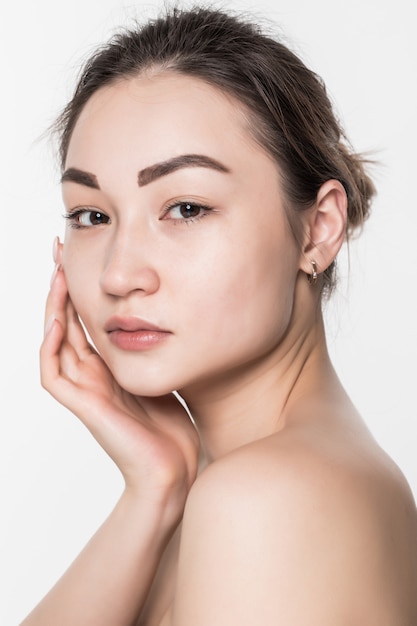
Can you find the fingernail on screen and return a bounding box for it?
[50,263,61,286]
[52,236,60,264]
[44,314,56,336]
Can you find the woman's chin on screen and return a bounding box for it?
[114,373,177,399]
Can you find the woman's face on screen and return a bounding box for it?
[62,73,304,397]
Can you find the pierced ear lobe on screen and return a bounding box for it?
[300,179,347,276]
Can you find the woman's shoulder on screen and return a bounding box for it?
[192,417,414,512]
[191,419,417,556]
[174,422,417,624]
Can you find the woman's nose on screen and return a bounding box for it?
[99,229,161,297]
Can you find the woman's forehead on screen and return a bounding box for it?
[66,73,278,179]
[72,74,246,137]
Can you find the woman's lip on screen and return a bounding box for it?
[108,328,171,351]
[104,316,172,351]
[104,316,170,333]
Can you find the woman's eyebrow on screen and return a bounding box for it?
[60,155,230,189]
[61,168,100,189]
[138,154,230,187]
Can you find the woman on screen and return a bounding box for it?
[22,6,417,625]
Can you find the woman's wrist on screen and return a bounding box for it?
[121,481,187,536]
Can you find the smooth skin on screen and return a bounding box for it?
[22,73,417,625]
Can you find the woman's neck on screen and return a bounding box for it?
[181,309,334,463]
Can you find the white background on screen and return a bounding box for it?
[1,0,416,623]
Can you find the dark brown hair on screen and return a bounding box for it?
[54,5,375,292]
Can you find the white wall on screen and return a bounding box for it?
[2,0,415,623]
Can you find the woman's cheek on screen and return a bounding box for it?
[63,259,94,321]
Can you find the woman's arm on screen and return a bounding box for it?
[21,490,177,626]
[21,266,199,625]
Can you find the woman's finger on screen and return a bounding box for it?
[40,313,65,390]
[44,265,68,338]
[42,266,83,388]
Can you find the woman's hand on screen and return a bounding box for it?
[41,264,200,520]
[23,262,200,626]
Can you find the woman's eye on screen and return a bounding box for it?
[164,202,213,222]
[79,211,109,226]
[64,209,110,228]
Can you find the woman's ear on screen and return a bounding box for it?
[299,179,347,276]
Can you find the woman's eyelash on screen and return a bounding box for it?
[63,208,110,229]
[63,201,215,229]
[162,201,215,224]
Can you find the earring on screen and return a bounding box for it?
[307,260,318,285]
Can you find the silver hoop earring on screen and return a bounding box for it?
[307,260,318,285]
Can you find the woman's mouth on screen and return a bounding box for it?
[104,316,172,351]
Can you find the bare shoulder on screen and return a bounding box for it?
[172,428,417,625]
[188,425,417,535]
